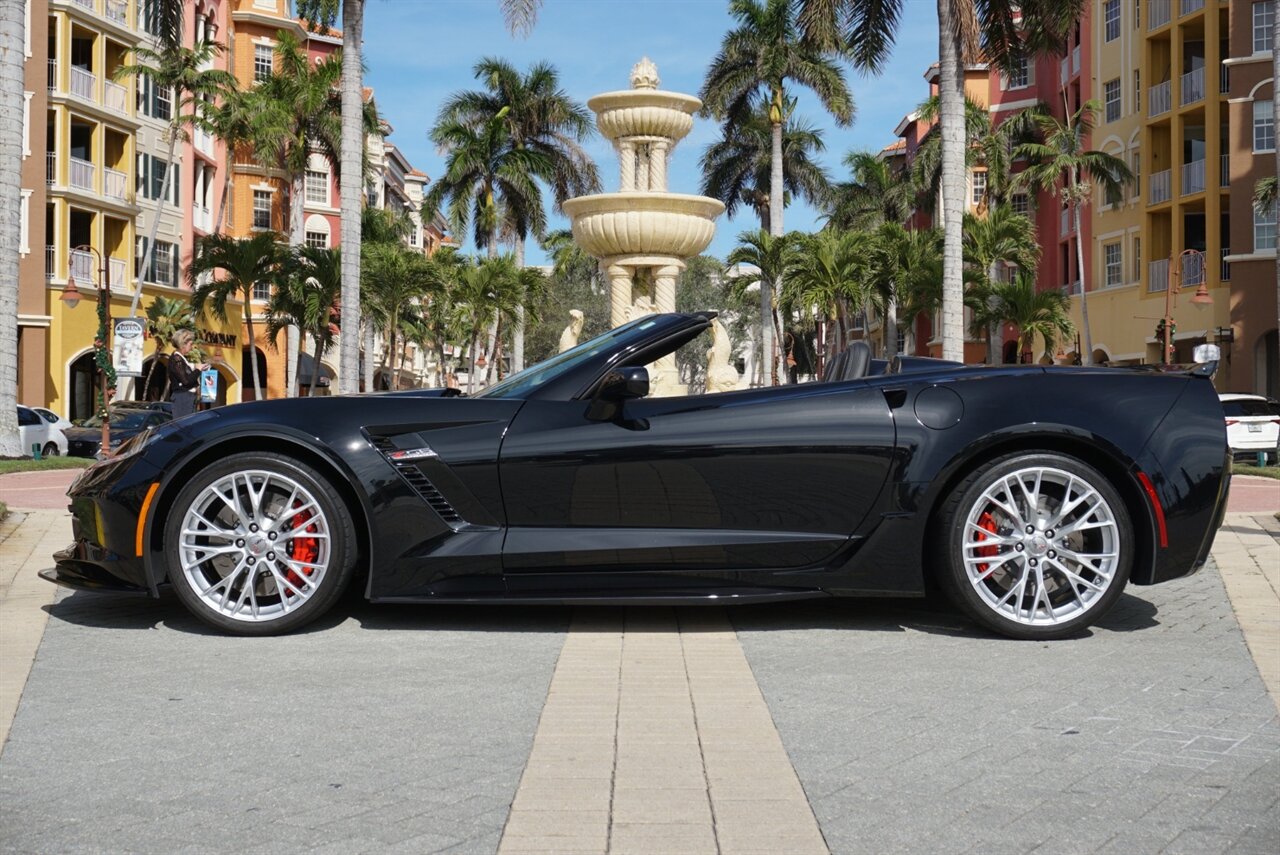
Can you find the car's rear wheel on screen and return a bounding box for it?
[936,453,1133,640]
[165,452,356,635]
[41,442,59,457]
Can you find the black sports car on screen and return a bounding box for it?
[44,313,1230,640]
[64,401,173,458]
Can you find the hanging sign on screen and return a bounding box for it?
[112,317,145,378]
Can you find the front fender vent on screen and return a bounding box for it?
[367,434,464,525]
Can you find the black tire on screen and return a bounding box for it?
[934,452,1133,640]
[41,442,59,457]
[164,451,357,635]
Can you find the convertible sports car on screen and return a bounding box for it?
[44,312,1230,640]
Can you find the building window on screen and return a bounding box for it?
[1256,204,1277,251]
[305,230,328,249]
[138,75,173,122]
[305,170,329,205]
[139,238,178,286]
[1255,2,1275,54]
[1130,149,1141,196]
[1005,57,1030,90]
[971,170,986,207]
[1132,237,1141,282]
[137,154,179,205]
[1104,0,1121,41]
[253,281,271,302]
[252,189,272,230]
[1104,179,1123,208]
[1134,69,1140,108]
[1103,242,1122,287]
[1104,79,1121,122]
[141,0,161,37]
[1011,192,1029,216]
[254,44,274,82]
[1255,99,1275,152]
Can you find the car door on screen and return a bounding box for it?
[497,383,897,593]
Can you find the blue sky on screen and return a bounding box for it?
[361,0,940,264]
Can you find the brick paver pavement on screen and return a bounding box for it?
[0,469,82,511]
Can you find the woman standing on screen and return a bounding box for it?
[168,330,209,418]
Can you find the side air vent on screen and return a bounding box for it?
[368,434,464,525]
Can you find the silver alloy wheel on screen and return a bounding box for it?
[178,469,331,623]
[961,465,1120,627]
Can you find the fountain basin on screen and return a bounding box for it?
[562,193,725,259]
[588,91,701,142]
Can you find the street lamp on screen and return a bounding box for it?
[1161,248,1212,365]
[60,245,114,453]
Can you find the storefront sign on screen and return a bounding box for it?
[198,330,238,348]
[112,317,145,377]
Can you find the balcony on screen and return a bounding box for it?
[1149,258,1169,292]
[194,205,212,233]
[46,58,55,91]
[1149,0,1171,29]
[45,152,55,184]
[105,0,128,26]
[70,65,94,100]
[1181,252,1205,287]
[1220,154,1229,186]
[103,166,127,200]
[1149,81,1171,117]
[45,246,56,280]
[70,248,94,284]
[1179,0,1204,14]
[69,156,95,192]
[103,79,126,113]
[1181,159,1205,195]
[194,127,215,157]
[1063,280,1081,296]
[108,257,127,290]
[1221,248,1231,281]
[71,0,93,9]
[1220,65,1229,94]
[1059,56,1067,82]
[1180,67,1204,106]
[1150,169,1172,204]
[1059,206,1071,237]
[1072,45,1081,77]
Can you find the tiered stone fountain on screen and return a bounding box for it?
[563,58,724,395]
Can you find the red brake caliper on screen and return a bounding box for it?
[284,499,319,596]
[974,511,1000,575]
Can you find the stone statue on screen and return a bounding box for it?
[627,295,656,322]
[706,318,740,394]
[558,309,585,353]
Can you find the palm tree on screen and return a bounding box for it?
[825,150,912,231]
[701,0,853,385]
[117,38,236,319]
[360,243,437,390]
[202,86,256,235]
[189,232,286,402]
[783,230,876,362]
[450,257,525,393]
[1257,176,1277,214]
[141,296,197,401]
[869,224,944,357]
[0,0,26,454]
[962,206,1040,362]
[1014,99,1132,365]
[725,229,799,385]
[268,246,343,396]
[439,57,598,373]
[971,271,1074,364]
[298,0,544,396]
[701,96,831,232]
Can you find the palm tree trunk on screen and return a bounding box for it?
[243,301,263,402]
[1072,195,1093,365]
[1274,12,1278,357]
[285,175,304,397]
[468,331,479,394]
[312,333,326,396]
[129,120,180,319]
[297,335,309,397]
[767,111,783,386]
[362,319,375,392]
[338,0,364,396]
[142,347,165,400]
[937,0,966,364]
[387,309,398,391]
[885,295,899,361]
[493,316,504,382]
[0,0,22,455]
[214,170,230,234]
[986,261,1000,364]
[513,235,525,373]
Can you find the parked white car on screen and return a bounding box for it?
[29,406,73,435]
[1219,394,1280,462]
[17,405,69,458]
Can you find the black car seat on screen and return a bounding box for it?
[840,342,872,380]
[823,350,849,382]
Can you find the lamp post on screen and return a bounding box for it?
[59,245,114,453]
[1162,248,1213,364]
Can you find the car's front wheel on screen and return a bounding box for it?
[937,453,1133,640]
[41,442,59,457]
[165,452,357,635]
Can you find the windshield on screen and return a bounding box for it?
[79,409,161,430]
[477,316,662,399]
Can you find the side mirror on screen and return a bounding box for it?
[587,366,649,421]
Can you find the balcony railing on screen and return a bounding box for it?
[194,127,214,156]
[1149,258,1169,292]
[45,246,56,280]
[103,79,126,113]
[1150,80,1171,117]
[45,152,55,184]
[1150,169,1172,204]
[194,206,212,233]
[1059,207,1071,237]
[70,249,95,284]
[71,0,93,9]
[1149,0,1171,29]
[70,65,94,100]
[1221,248,1231,281]
[1059,56,1067,82]
[1220,154,1229,186]
[105,0,128,26]
[46,58,56,91]
[1180,0,1204,14]
[1064,280,1081,296]
[1181,158,1206,195]
[103,166,127,200]
[70,156,95,192]
[1072,45,1081,76]
[1180,67,1204,106]
[1220,65,1230,94]
[108,257,127,290]
[1181,252,1205,287]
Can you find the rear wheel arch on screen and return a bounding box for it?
[146,433,371,591]
[920,432,1156,589]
